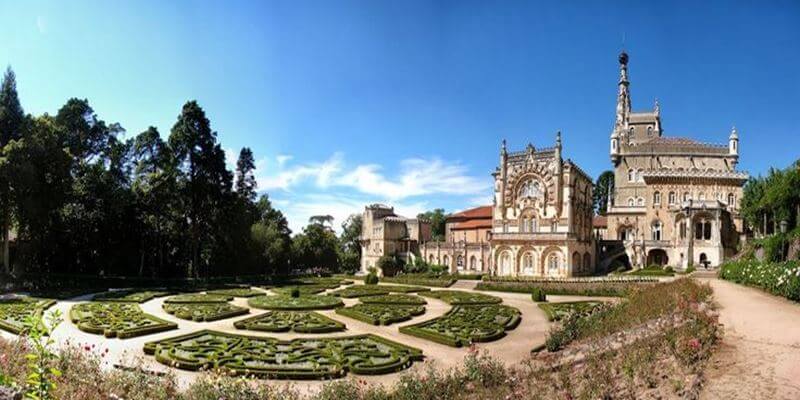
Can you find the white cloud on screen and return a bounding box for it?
[257,153,343,191]
[276,154,293,167]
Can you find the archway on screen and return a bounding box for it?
[499,250,514,276]
[583,252,591,272]
[469,255,477,271]
[647,249,669,267]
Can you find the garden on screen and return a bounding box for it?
[419,290,502,305]
[537,301,603,322]
[205,288,264,297]
[719,259,800,301]
[336,303,426,325]
[164,294,234,303]
[69,302,178,338]
[360,294,427,305]
[0,297,57,334]
[162,302,249,322]
[143,330,424,379]
[399,304,521,347]
[247,294,344,310]
[329,284,429,298]
[234,310,345,333]
[92,290,170,303]
[476,276,658,297]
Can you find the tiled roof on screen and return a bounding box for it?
[448,205,493,219]
[452,219,493,230]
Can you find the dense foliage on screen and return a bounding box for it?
[400,304,521,347]
[592,170,614,215]
[719,259,800,301]
[417,209,446,241]
[741,160,800,236]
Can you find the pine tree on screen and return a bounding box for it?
[0,67,25,273]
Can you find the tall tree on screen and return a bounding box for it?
[593,170,615,215]
[169,101,233,278]
[338,214,363,274]
[292,222,339,272]
[250,195,292,275]
[235,147,257,202]
[418,209,446,241]
[0,67,24,272]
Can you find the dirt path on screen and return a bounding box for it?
[698,277,800,400]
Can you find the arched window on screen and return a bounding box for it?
[469,256,477,270]
[695,222,703,240]
[679,220,687,239]
[456,255,464,270]
[429,254,434,264]
[637,197,645,207]
[628,169,635,182]
[572,252,581,270]
[653,191,661,206]
[522,252,534,275]
[530,219,537,233]
[628,197,635,207]
[547,253,560,274]
[651,220,663,241]
[520,218,528,233]
[683,192,691,202]
[583,253,591,272]
[704,221,712,240]
[668,191,676,205]
[727,193,735,207]
[647,126,653,137]
[519,180,543,199]
[443,255,449,266]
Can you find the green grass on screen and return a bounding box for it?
[234,310,345,333]
[419,290,502,305]
[70,302,177,338]
[247,294,344,310]
[143,330,423,379]
[400,304,521,347]
[537,301,603,322]
[162,302,249,322]
[335,303,425,325]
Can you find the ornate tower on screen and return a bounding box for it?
[610,51,630,165]
[729,126,739,168]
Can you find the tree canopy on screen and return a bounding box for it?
[593,170,614,216]
[418,209,446,241]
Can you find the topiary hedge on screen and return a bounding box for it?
[475,281,647,297]
[330,285,429,298]
[530,288,547,302]
[234,310,345,333]
[205,288,264,298]
[70,302,177,338]
[164,294,234,304]
[360,294,427,305]
[270,285,328,296]
[399,304,521,347]
[143,330,423,379]
[0,297,57,335]
[419,290,502,305]
[537,301,603,322]
[92,290,170,303]
[380,275,455,288]
[247,294,344,310]
[335,303,425,325]
[162,302,249,322]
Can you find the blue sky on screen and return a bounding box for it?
[1,1,798,233]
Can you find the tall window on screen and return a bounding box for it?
[628,198,635,207]
[727,193,735,207]
[551,221,558,232]
[679,221,686,239]
[547,253,560,273]
[523,253,534,275]
[637,197,645,207]
[628,169,635,182]
[668,191,676,205]
[653,191,661,206]
[530,219,537,233]
[704,221,712,240]
[683,192,691,202]
[651,221,663,241]
[470,256,477,270]
[521,218,528,233]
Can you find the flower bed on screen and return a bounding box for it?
[205,288,264,297]
[475,280,651,297]
[69,302,177,338]
[234,310,345,333]
[91,290,170,303]
[247,294,343,310]
[0,297,56,334]
[164,294,234,303]
[399,304,521,347]
[335,303,425,325]
[143,330,423,379]
[537,301,603,322]
[162,302,249,322]
[330,285,429,298]
[419,290,502,305]
[360,294,427,305]
[720,259,800,301]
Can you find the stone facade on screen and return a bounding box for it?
[606,52,747,269]
[359,204,432,275]
[490,134,595,277]
[420,206,492,273]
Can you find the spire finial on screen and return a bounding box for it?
[730,126,738,139]
[654,98,660,114]
[556,130,562,147]
[501,139,507,155]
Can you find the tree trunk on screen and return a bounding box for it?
[3,205,10,275]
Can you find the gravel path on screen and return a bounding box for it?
[698,277,800,400]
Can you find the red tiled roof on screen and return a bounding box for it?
[593,216,608,228]
[448,205,492,219]
[452,219,493,230]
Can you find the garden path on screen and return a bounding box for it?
[698,277,800,400]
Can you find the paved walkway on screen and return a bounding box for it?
[698,277,800,400]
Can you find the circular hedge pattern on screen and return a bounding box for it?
[92,290,169,303]
[205,288,264,298]
[247,294,343,310]
[330,285,430,298]
[270,285,328,296]
[234,311,345,333]
[336,303,425,325]
[70,302,177,339]
[400,304,521,347]
[360,294,427,305]
[162,302,249,322]
[143,330,423,379]
[164,294,233,304]
[419,290,502,305]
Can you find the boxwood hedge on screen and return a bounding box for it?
[270,285,328,296]
[419,290,502,305]
[360,294,427,305]
[162,302,249,322]
[0,298,57,335]
[205,288,264,298]
[330,285,430,298]
[234,310,345,333]
[335,303,425,325]
[537,301,603,322]
[247,294,344,310]
[399,304,521,347]
[92,290,169,303]
[143,330,423,379]
[164,294,234,304]
[70,302,177,338]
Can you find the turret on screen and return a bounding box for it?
[729,126,739,168]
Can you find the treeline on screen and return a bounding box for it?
[741,159,800,236]
[0,68,360,279]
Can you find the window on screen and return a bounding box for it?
[547,253,560,273]
[627,197,635,207]
[519,180,543,199]
[699,192,706,201]
[636,197,645,207]
[470,256,477,270]
[522,253,534,274]
[551,221,558,232]
[628,169,635,182]
[727,193,735,207]
[647,126,653,137]
[530,219,537,233]
[502,223,508,233]
[695,222,703,240]
[520,218,528,233]
[651,221,663,241]
[668,191,676,205]
[683,192,691,202]
[704,221,712,240]
[443,255,450,266]
[456,255,464,269]
[679,221,687,239]
[653,191,661,206]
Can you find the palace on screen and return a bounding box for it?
[362,51,747,276]
[605,52,747,269]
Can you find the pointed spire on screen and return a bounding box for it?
[556,130,562,148]
[654,98,660,114]
[615,51,631,128]
[729,126,738,139]
[501,139,507,155]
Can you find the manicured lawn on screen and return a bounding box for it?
[234,310,345,333]
[336,303,425,325]
[0,297,57,334]
[247,294,344,310]
[400,304,521,347]
[92,290,170,303]
[537,301,603,322]
[70,302,177,338]
[419,290,502,305]
[162,302,249,322]
[143,330,423,379]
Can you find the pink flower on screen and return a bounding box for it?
[688,338,701,350]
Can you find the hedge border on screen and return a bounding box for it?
[247,294,344,310]
[70,302,178,339]
[233,311,346,333]
[399,304,521,347]
[162,302,249,322]
[335,304,425,325]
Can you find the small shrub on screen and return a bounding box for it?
[530,288,546,302]
[364,273,379,285]
[290,287,301,298]
[664,266,674,273]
